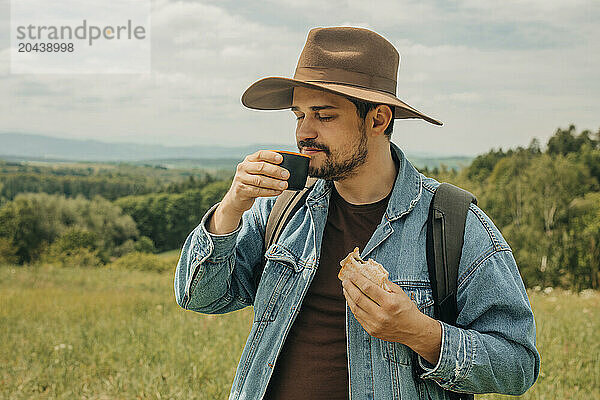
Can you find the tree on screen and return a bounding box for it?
[479,151,534,228]
[546,124,598,156]
[0,193,139,264]
[115,180,230,252]
[564,193,600,290]
[494,153,597,289]
[465,148,506,182]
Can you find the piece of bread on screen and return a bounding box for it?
[338,247,390,291]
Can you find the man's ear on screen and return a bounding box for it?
[369,105,393,137]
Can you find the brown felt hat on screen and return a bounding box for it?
[241,26,442,126]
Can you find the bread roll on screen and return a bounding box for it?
[338,247,390,291]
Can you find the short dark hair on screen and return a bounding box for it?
[347,97,394,139]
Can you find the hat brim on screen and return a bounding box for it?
[241,77,442,126]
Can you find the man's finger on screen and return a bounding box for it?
[347,271,390,305]
[343,287,369,319]
[343,288,380,336]
[385,279,404,294]
[342,278,380,313]
[236,182,284,198]
[245,161,290,180]
[246,150,283,164]
[239,172,288,191]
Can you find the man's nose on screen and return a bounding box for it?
[296,117,318,142]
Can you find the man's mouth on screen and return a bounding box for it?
[301,147,324,155]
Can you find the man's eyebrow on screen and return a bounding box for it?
[290,105,338,112]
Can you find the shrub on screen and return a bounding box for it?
[112,236,157,258]
[134,236,156,253]
[39,247,103,268]
[107,252,177,273]
[0,237,18,265]
[0,193,139,264]
[51,228,99,253]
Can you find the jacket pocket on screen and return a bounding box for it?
[380,282,435,366]
[253,244,302,322]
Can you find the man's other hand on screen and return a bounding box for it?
[341,271,442,365]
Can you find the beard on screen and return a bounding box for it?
[297,122,369,181]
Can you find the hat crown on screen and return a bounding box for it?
[295,27,400,92]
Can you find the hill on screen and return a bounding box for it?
[0,132,472,170]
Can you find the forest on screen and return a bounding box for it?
[0,124,598,290]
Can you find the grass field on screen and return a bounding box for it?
[1,265,598,399]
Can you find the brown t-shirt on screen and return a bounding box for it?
[264,184,391,400]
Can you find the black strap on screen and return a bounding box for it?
[427,182,477,325]
[419,182,477,400]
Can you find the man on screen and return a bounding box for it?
[174,27,540,400]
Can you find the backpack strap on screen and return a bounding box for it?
[253,177,318,290]
[419,182,477,400]
[427,182,477,326]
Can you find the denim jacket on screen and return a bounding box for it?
[174,142,540,400]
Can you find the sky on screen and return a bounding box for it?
[0,0,599,156]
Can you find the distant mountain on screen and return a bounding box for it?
[0,132,298,161]
[0,132,472,170]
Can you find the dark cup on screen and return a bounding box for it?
[275,150,311,191]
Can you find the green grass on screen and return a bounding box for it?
[480,287,599,400]
[0,265,252,399]
[157,249,182,259]
[0,265,598,399]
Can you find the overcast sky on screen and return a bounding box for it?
[1,0,598,156]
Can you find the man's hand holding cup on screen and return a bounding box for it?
[208,150,291,235]
[226,150,291,214]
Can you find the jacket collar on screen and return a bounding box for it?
[308,141,422,221]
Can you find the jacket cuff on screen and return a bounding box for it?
[417,321,475,389]
[199,202,243,259]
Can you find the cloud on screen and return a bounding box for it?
[0,0,598,154]
[433,92,482,104]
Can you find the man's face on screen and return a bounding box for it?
[291,86,369,181]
